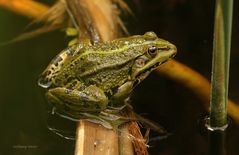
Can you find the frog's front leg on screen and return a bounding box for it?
[110,81,134,108]
[46,80,108,113]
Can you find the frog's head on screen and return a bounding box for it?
[131,32,177,81]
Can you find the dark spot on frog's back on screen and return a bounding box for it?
[44,70,51,76]
[95,104,100,110]
[82,102,90,108]
[78,67,86,73]
[72,80,78,86]
[66,77,75,84]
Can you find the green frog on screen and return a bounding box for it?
[38,32,176,120]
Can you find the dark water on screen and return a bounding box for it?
[0,7,75,155]
[0,0,239,155]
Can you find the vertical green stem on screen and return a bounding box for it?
[209,0,233,128]
[208,1,233,154]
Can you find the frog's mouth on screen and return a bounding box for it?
[151,62,163,70]
[135,61,162,80]
[144,61,162,73]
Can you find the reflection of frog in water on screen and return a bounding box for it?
[38,32,176,122]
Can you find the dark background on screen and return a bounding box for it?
[0,0,238,154]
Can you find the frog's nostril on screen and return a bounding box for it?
[158,46,170,51]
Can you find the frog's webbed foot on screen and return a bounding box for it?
[46,80,109,115]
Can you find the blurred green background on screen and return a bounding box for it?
[0,0,238,155]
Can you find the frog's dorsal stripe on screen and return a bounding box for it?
[78,41,166,56]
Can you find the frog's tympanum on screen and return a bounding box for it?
[38,32,176,124]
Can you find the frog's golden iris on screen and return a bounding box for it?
[38,32,176,119]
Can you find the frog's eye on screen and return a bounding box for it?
[148,46,157,57]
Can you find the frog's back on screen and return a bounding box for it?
[70,40,144,77]
[38,33,154,88]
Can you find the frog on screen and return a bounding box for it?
[38,32,176,120]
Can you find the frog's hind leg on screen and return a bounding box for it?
[46,80,109,114]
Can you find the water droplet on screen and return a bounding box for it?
[38,77,52,88]
[204,117,228,131]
